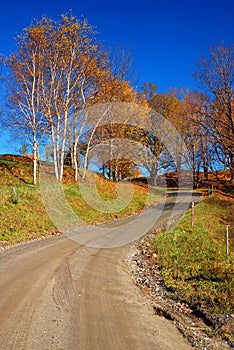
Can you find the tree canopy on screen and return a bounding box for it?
[0,13,233,188]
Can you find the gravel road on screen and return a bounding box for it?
[0,194,200,349]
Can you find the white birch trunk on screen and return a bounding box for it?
[33,137,37,185]
[59,110,68,182]
[31,57,38,185]
[74,124,84,182]
[50,123,59,180]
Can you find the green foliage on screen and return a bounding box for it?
[154,195,234,313]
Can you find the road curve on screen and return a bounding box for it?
[0,195,199,349]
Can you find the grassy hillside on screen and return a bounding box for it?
[154,194,234,314]
[0,155,163,246]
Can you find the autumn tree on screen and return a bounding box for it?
[140,83,182,184]
[10,14,105,182]
[193,42,234,183]
[180,91,212,188]
[43,15,104,181]
[80,49,138,181]
[110,47,138,88]
[88,121,141,181]
[68,46,114,182]
[6,27,46,184]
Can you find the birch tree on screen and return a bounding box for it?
[6,27,45,184]
[26,14,100,182]
[70,49,112,182]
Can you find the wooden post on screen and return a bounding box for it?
[191,202,195,227]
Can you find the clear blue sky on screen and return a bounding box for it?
[0,0,233,154]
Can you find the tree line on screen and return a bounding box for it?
[0,13,233,188]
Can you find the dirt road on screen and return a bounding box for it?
[0,195,198,349]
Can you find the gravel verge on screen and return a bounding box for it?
[126,225,234,350]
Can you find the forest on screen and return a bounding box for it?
[0,13,233,190]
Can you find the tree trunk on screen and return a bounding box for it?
[73,122,85,182]
[153,174,157,186]
[109,139,113,181]
[33,137,37,185]
[59,112,68,182]
[51,124,59,180]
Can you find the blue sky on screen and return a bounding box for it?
[0,0,233,154]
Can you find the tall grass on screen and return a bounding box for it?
[154,195,234,313]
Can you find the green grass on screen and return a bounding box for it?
[0,184,56,245]
[64,177,163,224]
[0,157,163,246]
[154,195,234,314]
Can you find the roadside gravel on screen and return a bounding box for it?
[126,228,234,350]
